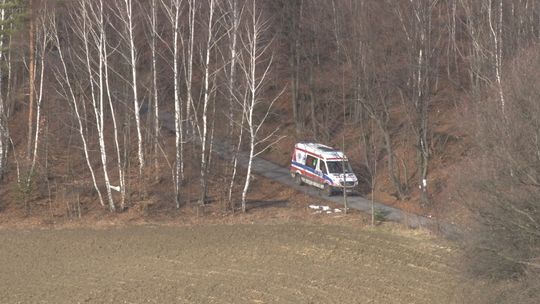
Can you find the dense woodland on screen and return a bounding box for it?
[0,0,539,301]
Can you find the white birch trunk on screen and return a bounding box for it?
[227,100,245,208]
[96,0,115,211]
[225,0,240,209]
[160,0,184,207]
[227,0,238,135]
[5,10,11,109]
[489,0,505,115]
[123,0,144,174]
[28,17,47,184]
[151,0,160,179]
[52,15,105,207]
[174,0,182,207]
[0,102,5,180]
[0,88,5,180]
[0,1,8,180]
[241,0,259,212]
[183,0,196,182]
[241,132,254,213]
[163,0,183,208]
[101,13,126,210]
[185,0,195,143]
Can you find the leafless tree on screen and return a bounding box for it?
[222,0,243,210]
[100,1,127,209]
[198,0,217,206]
[161,0,183,207]
[394,0,438,206]
[50,9,106,208]
[0,0,16,181]
[27,6,50,186]
[26,0,35,161]
[116,0,144,176]
[238,0,282,212]
[150,0,160,179]
[487,0,505,115]
[83,0,116,211]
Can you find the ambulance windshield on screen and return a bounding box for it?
[326,161,352,174]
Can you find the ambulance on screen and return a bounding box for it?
[290,142,358,196]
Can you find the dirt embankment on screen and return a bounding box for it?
[0,224,462,303]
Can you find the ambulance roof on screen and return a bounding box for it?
[295,142,347,161]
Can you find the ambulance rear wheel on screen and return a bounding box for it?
[323,184,334,196]
[294,174,304,186]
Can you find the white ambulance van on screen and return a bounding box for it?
[290,142,358,196]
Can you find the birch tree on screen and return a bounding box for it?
[150,0,160,179]
[223,0,242,209]
[117,0,144,175]
[27,6,49,186]
[99,1,127,209]
[161,0,183,207]
[0,0,20,181]
[239,0,282,212]
[182,0,196,179]
[198,0,217,205]
[26,0,35,160]
[488,0,505,115]
[50,10,106,208]
[83,0,116,211]
[225,0,239,136]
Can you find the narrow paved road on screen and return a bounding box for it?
[159,112,460,238]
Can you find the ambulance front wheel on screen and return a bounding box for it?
[294,173,304,186]
[323,184,334,196]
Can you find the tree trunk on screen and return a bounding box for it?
[96,0,115,212]
[53,15,105,207]
[28,16,47,185]
[382,126,404,200]
[199,0,215,206]
[124,0,144,175]
[151,0,160,180]
[0,1,9,181]
[27,2,35,160]
[172,0,182,208]
[241,134,254,213]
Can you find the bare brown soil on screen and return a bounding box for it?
[0,142,465,303]
[0,221,462,303]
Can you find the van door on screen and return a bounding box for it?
[304,155,320,185]
[319,160,330,186]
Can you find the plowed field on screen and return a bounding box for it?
[0,224,462,303]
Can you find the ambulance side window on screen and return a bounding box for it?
[305,155,317,170]
[320,161,327,174]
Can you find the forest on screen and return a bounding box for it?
[0,0,539,302]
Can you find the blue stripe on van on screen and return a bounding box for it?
[291,161,333,184]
